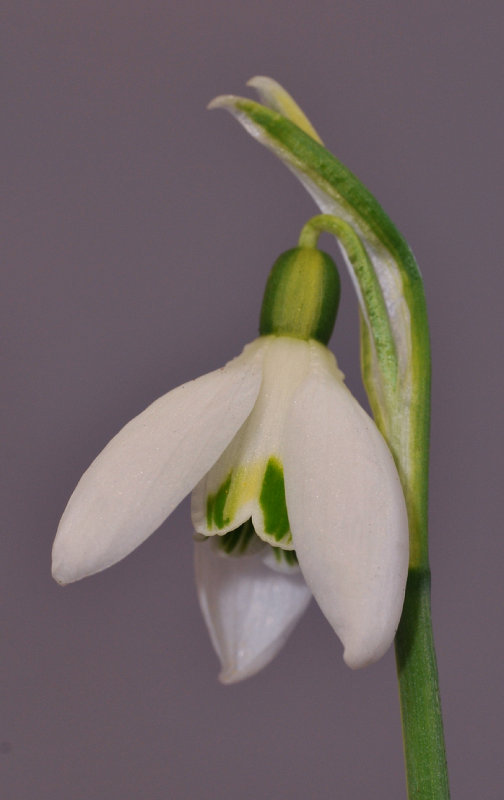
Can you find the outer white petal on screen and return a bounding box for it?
[52,340,267,584]
[283,357,408,669]
[194,540,311,683]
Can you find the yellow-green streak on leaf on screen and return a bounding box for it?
[246,76,323,143]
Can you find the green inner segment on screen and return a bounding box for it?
[215,521,299,565]
[272,546,299,567]
[259,457,291,543]
[206,473,232,529]
[206,458,292,546]
[217,519,256,555]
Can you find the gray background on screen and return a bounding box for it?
[3,1,503,798]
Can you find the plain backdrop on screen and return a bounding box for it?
[3,2,503,798]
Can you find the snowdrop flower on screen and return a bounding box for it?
[52,245,408,682]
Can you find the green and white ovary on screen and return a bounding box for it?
[191,335,344,551]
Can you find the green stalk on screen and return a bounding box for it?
[210,78,450,798]
[396,568,450,799]
[393,329,450,800]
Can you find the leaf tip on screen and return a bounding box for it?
[207,94,240,112]
[246,75,278,93]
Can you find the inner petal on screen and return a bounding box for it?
[191,336,325,549]
[207,515,301,575]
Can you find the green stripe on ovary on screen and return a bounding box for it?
[259,457,291,543]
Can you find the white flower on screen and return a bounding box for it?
[52,333,408,681]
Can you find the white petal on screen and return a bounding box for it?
[283,359,408,669]
[52,340,267,584]
[194,540,311,683]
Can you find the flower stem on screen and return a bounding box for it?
[395,568,450,799]
[394,447,450,798]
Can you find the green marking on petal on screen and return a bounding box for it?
[271,545,299,566]
[259,457,291,543]
[206,495,214,528]
[218,529,239,554]
[206,473,232,530]
[216,518,259,556]
[237,518,256,553]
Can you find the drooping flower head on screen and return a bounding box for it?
[52,239,408,683]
